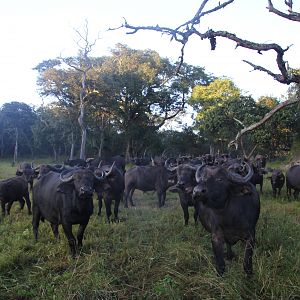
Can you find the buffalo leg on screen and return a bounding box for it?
[161,191,166,206]
[211,231,225,275]
[97,193,103,217]
[24,192,32,215]
[1,200,6,216]
[104,197,112,222]
[226,243,235,260]
[32,207,41,241]
[194,202,200,225]
[19,198,25,210]
[124,188,132,208]
[77,220,89,250]
[61,222,76,257]
[157,191,164,207]
[114,196,120,222]
[6,201,13,215]
[50,223,59,239]
[243,234,255,275]
[180,202,189,225]
[128,188,135,206]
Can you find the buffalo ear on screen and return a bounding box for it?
[57,182,74,194]
[16,171,23,176]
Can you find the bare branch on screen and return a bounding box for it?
[267,0,300,21]
[228,97,300,149]
[112,0,300,85]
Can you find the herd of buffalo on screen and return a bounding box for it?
[0,153,299,275]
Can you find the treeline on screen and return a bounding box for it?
[0,44,299,161]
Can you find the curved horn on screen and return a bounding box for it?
[195,163,206,183]
[105,161,116,177]
[50,164,65,172]
[164,158,178,172]
[59,170,74,183]
[151,157,155,166]
[31,162,34,169]
[97,160,102,168]
[94,169,105,181]
[227,162,253,184]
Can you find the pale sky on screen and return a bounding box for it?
[0,0,299,109]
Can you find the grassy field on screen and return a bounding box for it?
[0,159,299,300]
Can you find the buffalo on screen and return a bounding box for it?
[87,155,126,174]
[16,162,37,190]
[286,164,300,199]
[192,163,260,275]
[169,164,199,225]
[124,164,175,208]
[94,162,125,222]
[0,175,31,216]
[32,168,102,257]
[250,164,264,193]
[64,158,87,167]
[268,169,285,197]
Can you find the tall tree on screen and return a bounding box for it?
[90,44,212,158]
[0,102,36,162]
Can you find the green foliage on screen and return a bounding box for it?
[33,44,212,158]
[0,102,37,157]
[0,161,299,299]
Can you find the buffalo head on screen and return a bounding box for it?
[193,163,253,209]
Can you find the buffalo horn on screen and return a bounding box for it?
[195,163,206,183]
[59,170,74,183]
[227,162,253,183]
[164,158,178,172]
[105,161,116,177]
[97,160,102,168]
[94,169,105,180]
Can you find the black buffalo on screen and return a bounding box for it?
[286,164,300,199]
[250,164,264,193]
[169,164,199,225]
[94,162,125,222]
[268,169,285,198]
[34,164,68,179]
[87,155,126,174]
[64,158,87,167]
[192,163,260,275]
[16,162,37,190]
[0,175,31,216]
[124,164,175,208]
[32,168,101,257]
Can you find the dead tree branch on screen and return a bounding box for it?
[267,0,300,21]
[112,0,300,148]
[228,97,299,149]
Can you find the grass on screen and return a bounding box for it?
[0,159,300,299]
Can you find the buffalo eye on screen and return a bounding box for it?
[216,177,223,182]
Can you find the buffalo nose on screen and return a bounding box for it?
[193,186,207,199]
[80,186,93,194]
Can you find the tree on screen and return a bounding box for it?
[0,102,36,162]
[34,22,99,159]
[90,44,213,158]
[116,0,300,149]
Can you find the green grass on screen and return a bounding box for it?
[0,160,299,299]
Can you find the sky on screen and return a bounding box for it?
[0,0,299,110]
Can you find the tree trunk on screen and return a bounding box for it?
[12,127,18,166]
[0,133,4,158]
[78,101,87,160]
[52,145,57,162]
[125,138,132,162]
[69,132,75,160]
